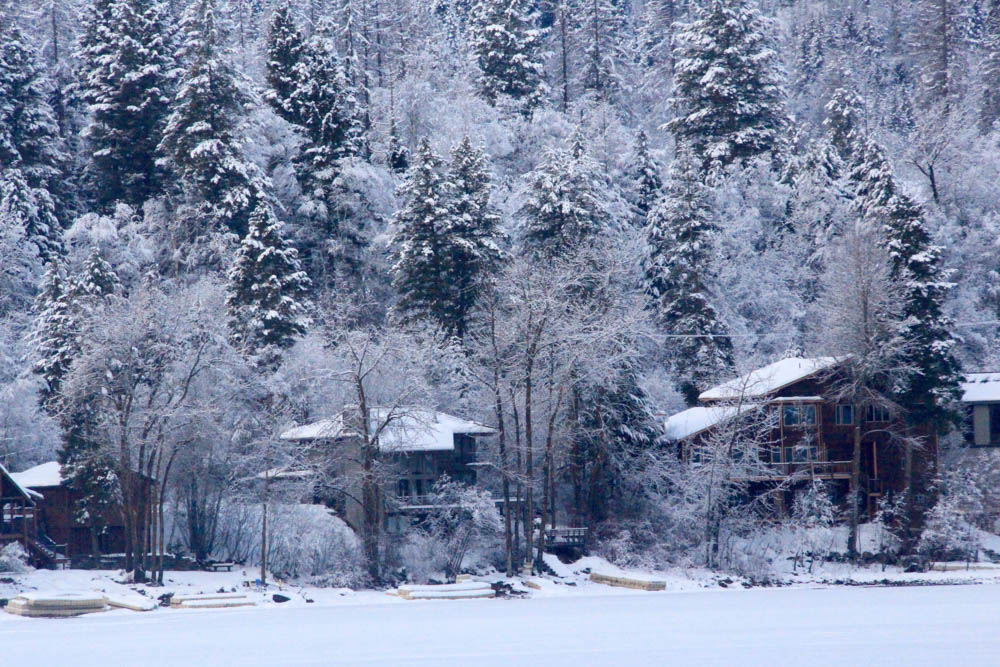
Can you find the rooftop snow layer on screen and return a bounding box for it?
[663,404,756,440]
[962,373,1000,403]
[1,461,42,501]
[698,357,839,402]
[10,461,65,489]
[280,408,496,452]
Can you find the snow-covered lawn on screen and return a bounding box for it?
[2,576,1000,665]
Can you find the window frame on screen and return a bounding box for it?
[835,404,854,426]
[782,403,817,427]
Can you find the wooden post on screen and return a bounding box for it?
[848,420,862,559]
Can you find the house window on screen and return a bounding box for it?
[783,405,799,426]
[835,404,854,426]
[397,479,411,498]
[782,404,816,427]
[865,405,891,423]
[800,405,817,425]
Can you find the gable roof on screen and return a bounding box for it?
[0,461,40,502]
[280,408,497,453]
[962,373,1000,404]
[698,357,839,402]
[663,404,757,441]
[9,461,65,489]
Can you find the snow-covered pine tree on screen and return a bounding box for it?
[31,250,118,410]
[667,0,787,170]
[264,1,305,126]
[630,129,663,223]
[0,20,67,260]
[226,203,311,365]
[824,87,866,166]
[520,132,611,257]
[31,264,73,409]
[289,22,363,186]
[387,116,409,173]
[470,0,547,112]
[0,168,63,265]
[445,136,505,339]
[849,138,963,431]
[390,138,455,333]
[158,0,263,237]
[78,0,175,211]
[73,248,121,299]
[643,147,734,405]
[0,16,67,201]
[282,22,367,291]
[0,175,42,317]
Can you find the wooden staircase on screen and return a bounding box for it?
[25,534,69,569]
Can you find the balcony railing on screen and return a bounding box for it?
[744,460,853,481]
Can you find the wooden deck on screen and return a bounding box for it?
[741,460,853,483]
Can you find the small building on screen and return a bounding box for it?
[10,461,132,559]
[961,372,1000,447]
[664,357,937,516]
[280,408,496,533]
[0,461,40,561]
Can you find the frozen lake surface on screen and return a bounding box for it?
[2,583,999,665]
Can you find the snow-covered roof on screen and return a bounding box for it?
[663,404,756,441]
[962,373,1000,404]
[1,461,41,501]
[280,419,343,441]
[9,461,65,489]
[255,466,316,481]
[280,409,496,453]
[698,357,839,402]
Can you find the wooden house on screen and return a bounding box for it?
[9,461,135,559]
[0,462,41,561]
[280,408,496,533]
[664,357,938,516]
[961,373,1000,447]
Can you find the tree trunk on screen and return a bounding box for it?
[848,421,862,560]
[523,361,534,573]
[494,386,513,577]
[260,475,268,587]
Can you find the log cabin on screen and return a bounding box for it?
[664,357,939,517]
[8,462,147,562]
[279,408,496,534]
[0,461,44,564]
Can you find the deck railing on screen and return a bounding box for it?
[738,460,853,481]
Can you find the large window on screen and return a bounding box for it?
[783,404,817,427]
[865,405,891,423]
[835,404,854,426]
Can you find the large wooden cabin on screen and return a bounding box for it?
[280,408,496,533]
[664,357,938,516]
[9,462,136,559]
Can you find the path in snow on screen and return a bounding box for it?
[2,584,998,665]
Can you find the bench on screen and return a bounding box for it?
[204,562,235,572]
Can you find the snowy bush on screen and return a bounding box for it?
[214,502,366,587]
[398,478,503,582]
[919,483,983,564]
[790,481,837,573]
[0,542,32,573]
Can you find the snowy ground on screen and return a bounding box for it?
[3,579,1000,665]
